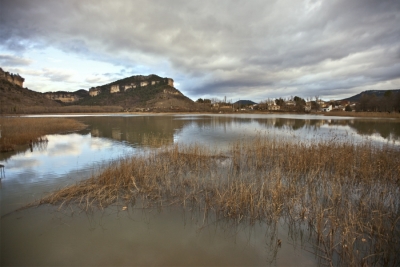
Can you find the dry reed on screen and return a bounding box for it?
[0,117,86,151]
[31,135,400,266]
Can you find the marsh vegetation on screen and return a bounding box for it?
[0,117,86,152]
[32,134,400,266]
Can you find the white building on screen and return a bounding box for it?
[322,105,332,112]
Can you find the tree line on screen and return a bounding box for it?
[355,91,400,112]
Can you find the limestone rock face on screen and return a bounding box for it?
[110,84,120,93]
[43,92,82,103]
[88,74,175,97]
[89,87,101,96]
[0,67,24,87]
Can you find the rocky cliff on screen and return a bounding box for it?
[0,67,24,87]
[0,70,196,113]
[88,74,174,96]
[43,90,89,103]
[78,74,193,111]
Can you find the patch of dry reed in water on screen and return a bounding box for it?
[35,136,400,266]
[0,117,86,151]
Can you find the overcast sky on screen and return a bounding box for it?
[1,0,399,102]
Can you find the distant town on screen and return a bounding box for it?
[197,89,400,113]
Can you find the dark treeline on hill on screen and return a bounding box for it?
[354,90,400,112]
[342,89,400,102]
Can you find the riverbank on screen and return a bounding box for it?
[0,117,87,152]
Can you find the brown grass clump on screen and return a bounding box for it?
[32,135,400,266]
[0,117,86,151]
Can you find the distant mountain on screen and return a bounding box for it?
[76,74,195,111]
[342,89,400,102]
[233,100,257,106]
[0,70,197,113]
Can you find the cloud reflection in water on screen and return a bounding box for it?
[1,133,137,183]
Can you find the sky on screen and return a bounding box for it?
[0,0,399,102]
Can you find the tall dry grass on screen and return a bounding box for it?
[32,135,400,266]
[0,117,86,151]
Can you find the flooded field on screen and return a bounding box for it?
[1,114,399,266]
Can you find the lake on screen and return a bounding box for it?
[1,114,399,266]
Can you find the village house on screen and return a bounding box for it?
[268,105,280,111]
[265,100,278,111]
[322,105,333,112]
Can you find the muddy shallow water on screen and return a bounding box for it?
[1,114,399,266]
[2,203,317,266]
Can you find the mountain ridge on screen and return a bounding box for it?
[341,89,400,102]
[0,70,196,113]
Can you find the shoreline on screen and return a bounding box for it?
[2,110,400,119]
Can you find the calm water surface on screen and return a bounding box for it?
[1,114,399,266]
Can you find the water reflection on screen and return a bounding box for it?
[0,133,137,215]
[77,116,192,147]
[174,115,400,146]
[74,115,399,149]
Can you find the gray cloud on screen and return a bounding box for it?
[42,68,73,82]
[0,54,31,66]
[0,0,399,101]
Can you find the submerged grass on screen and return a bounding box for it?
[32,135,400,266]
[0,117,86,151]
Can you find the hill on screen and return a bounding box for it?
[342,89,400,102]
[76,74,195,111]
[1,69,197,113]
[0,79,61,114]
[234,100,257,106]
